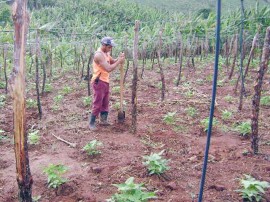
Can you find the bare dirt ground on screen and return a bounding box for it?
[0,58,270,202]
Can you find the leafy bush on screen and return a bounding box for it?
[143,150,170,175]
[83,140,102,156]
[163,111,177,125]
[28,130,40,145]
[107,177,156,202]
[237,174,270,202]
[43,164,68,188]
[234,121,251,136]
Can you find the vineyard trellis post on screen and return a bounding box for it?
[9,0,33,201]
[157,28,166,101]
[35,29,42,119]
[131,20,140,134]
[251,26,270,154]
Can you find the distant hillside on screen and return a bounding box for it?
[131,0,269,13]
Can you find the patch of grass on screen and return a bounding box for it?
[53,95,63,104]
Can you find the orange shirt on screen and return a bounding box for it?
[91,48,113,83]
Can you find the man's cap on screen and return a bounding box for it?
[101,37,116,47]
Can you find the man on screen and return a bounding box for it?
[89,37,125,130]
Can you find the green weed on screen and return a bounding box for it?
[0,94,6,107]
[44,83,53,93]
[221,110,232,120]
[186,106,198,117]
[83,140,103,156]
[82,96,92,107]
[28,130,40,145]
[261,96,270,106]
[43,164,68,189]
[107,177,156,202]
[237,174,270,202]
[26,98,37,108]
[53,95,63,104]
[234,121,251,136]
[163,111,177,125]
[61,86,72,95]
[224,95,234,103]
[112,86,121,94]
[200,117,218,132]
[143,150,170,175]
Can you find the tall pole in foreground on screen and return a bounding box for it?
[198,0,221,201]
[9,0,33,201]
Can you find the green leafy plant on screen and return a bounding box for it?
[0,94,6,107]
[61,86,72,95]
[261,96,270,106]
[163,111,177,125]
[53,95,63,104]
[184,89,194,98]
[43,164,68,188]
[0,81,5,89]
[143,150,170,175]
[234,121,251,136]
[0,129,8,142]
[200,117,218,132]
[107,177,156,202]
[112,86,121,94]
[224,95,234,103]
[28,130,40,145]
[26,98,37,108]
[44,83,53,92]
[83,140,103,156]
[221,109,232,120]
[237,174,270,202]
[82,96,92,107]
[186,106,197,117]
[32,195,41,202]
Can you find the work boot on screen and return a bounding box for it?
[100,111,110,126]
[89,114,97,131]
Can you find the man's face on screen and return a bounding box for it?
[104,45,112,53]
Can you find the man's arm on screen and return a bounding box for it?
[94,52,124,72]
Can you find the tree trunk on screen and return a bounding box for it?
[87,42,93,96]
[131,20,140,134]
[9,0,33,201]
[251,27,270,154]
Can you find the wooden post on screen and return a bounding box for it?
[251,27,270,154]
[157,28,166,101]
[9,0,33,201]
[131,20,140,134]
[175,32,183,86]
[35,29,42,119]
[3,45,8,94]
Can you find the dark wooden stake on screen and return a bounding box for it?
[9,0,33,201]
[251,27,270,154]
[157,28,166,101]
[131,20,140,134]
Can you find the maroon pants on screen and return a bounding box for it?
[91,80,110,116]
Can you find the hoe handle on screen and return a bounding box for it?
[120,62,124,112]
